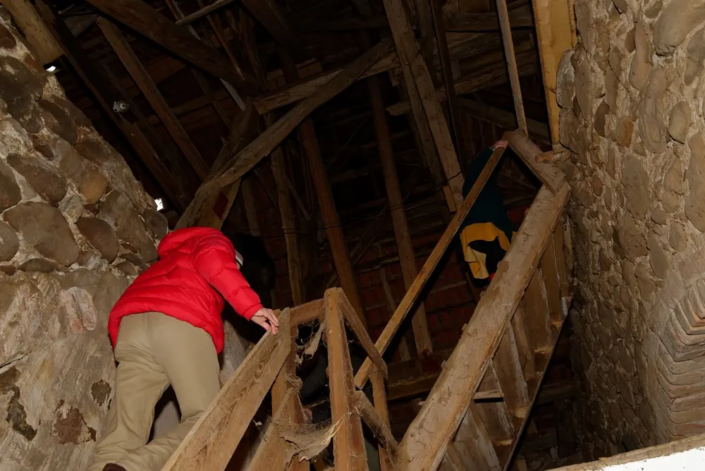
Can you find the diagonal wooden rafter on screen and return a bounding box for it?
[84,0,259,94]
[97,18,211,180]
[178,40,392,229]
[381,0,465,210]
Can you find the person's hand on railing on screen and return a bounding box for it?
[251,307,279,335]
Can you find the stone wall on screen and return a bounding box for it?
[0,10,248,470]
[557,0,705,459]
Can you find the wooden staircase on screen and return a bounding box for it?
[156,129,570,471]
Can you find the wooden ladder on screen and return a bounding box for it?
[440,213,572,471]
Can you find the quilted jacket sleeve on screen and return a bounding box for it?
[191,231,263,320]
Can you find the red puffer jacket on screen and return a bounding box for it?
[108,227,262,353]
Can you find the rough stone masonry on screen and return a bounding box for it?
[0,9,249,471]
[557,0,705,460]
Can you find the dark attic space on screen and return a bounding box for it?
[2,0,705,470]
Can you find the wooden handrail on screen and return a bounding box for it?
[354,140,508,389]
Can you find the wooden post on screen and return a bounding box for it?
[325,289,369,471]
[3,0,63,64]
[365,66,433,356]
[97,18,210,180]
[302,121,368,329]
[495,0,528,135]
[269,114,305,306]
[531,0,577,147]
[371,370,393,471]
[85,0,257,93]
[381,0,465,210]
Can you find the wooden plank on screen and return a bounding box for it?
[365,58,433,356]
[472,364,515,445]
[522,270,552,351]
[297,16,389,32]
[540,232,564,328]
[382,0,465,209]
[495,0,528,135]
[241,176,261,235]
[214,40,393,188]
[162,309,292,471]
[3,0,62,64]
[291,298,325,325]
[353,390,399,465]
[270,126,305,306]
[396,183,570,471]
[354,144,507,389]
[85,0,257,93]
[506,130,567,194]
[176,0,236,25]
[458,98,550,143]
[97,18,210,180]
[336,288,388,379]
[445,4,533,32]
[249,388,297,471]
[510,305,537,381]
[371,370,393,471]
[325,289,369,471]
[304,122,367,328]
[493,325,531,414]
[451,405,501,470]
[175,102,259,229]
[531,0,577,147]
[377,246,412,361]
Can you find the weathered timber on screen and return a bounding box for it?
[335,287,388,378]
[530,0,577,146]
[366,66,434,356]
[85,0,257,93]
[291,298,325,325]
[161,309,291,471]
[506,129,566,194]
[325,290,369,471]
[303,120,368,328]
[354,143,507,389]
[495,0,528,135]
[97,18,210,180]
[396,184,569,471]
[214,40,393,188]
[354,390,399,465]
[248,388,297,471]
[382,0,465,209]
[3,0,62,64]
[372,370,394,471]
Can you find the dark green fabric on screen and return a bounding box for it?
[460,146,515,242]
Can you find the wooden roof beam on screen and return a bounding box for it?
[84,0,258,94]
[496,0,529,135]
[458,98,550,143]
[98,18,210,180]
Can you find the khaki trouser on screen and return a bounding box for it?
[90,312,220,471]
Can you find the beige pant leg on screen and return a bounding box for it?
[117,312,220,471]
[90,314,170,471]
